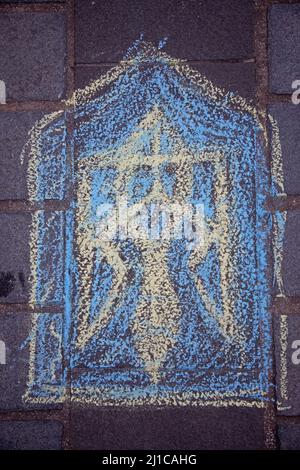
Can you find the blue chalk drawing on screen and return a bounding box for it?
[22,40,279,407]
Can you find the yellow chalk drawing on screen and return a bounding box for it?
[269,114,287,297]
[22,39,286,408]
[277,315,290,411]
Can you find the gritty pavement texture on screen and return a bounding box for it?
[274,314,300,416]
[269,104,300,195]
[278,423,300,450]
[0,312,32,410]
[0,421,63,450]
[0,12,66,101]
[0,112,43,199]
[0,0,299,451]
[70,406,265,450]
[281,211,300,297]
[75,0,254,63]
[0,213,31,304]
[269,4,300,94]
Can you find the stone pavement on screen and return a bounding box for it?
[0,0,300,450]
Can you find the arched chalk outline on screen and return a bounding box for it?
[21,39,286,408]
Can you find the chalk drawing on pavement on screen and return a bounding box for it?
[21,39,286,407]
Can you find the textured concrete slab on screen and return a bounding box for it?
[0,311,64,411]
[269,4,300,94]
[269,104,300,195]
[0,312,31,410]
[75,0,254,63]
[282,211,300,297]
[0,213,31,303]
[278,423,300,450]
[0,12,66,101]
[0,421,63,450]
[0,112,43,200]
[0,211,65,305]
[70,406,265,450]
[274,314,300,416]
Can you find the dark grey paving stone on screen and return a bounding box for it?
[281,211,300,297]
[191,61,256,100]
[0,213,31,303]
[0,212,65,305]
[269,104,300,195]
[75,66,111,90]
[75,0,254,63]
[0,421,63,450]
[0,311,64,411]
[0,13,66,101]
[274,315,300,416]
[0,112,43,200]
[70,406,265,450]
[0,312,31,410]
[269,4,300,94]
[75,61,256,100]
[278,423,300,450]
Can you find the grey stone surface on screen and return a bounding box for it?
[75,65,112,90]
[75,0,254,63]
[0,13,66,101]
[0,212,65,305]
[269,5,300,94]
[0,421,63,450]
[192,62,256,100]
[269,104,300,195]
[0,112,43,200]
[0,311,64,411]
[70,406,265,450]
[75,61,256,100]
[0,312,31,410]
[278,423,300,450]
[274,315,300,416]
[0,213,31,303]
[281,211,300,297]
